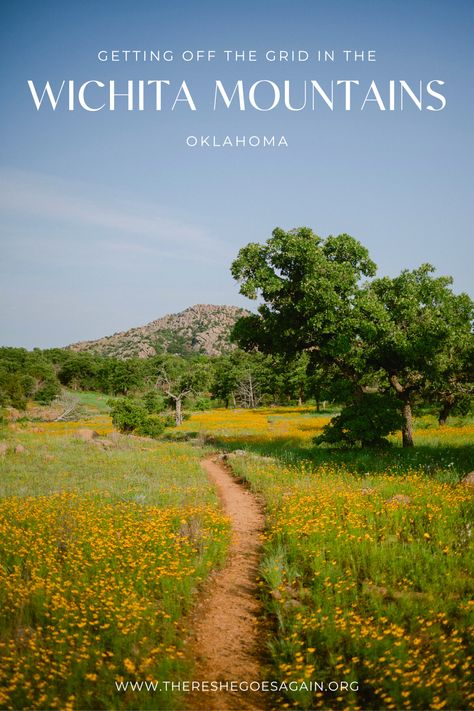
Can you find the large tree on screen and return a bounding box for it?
[231,227,376,384]
[359,265,474,445]
[231,227,473,447]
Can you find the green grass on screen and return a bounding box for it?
[227,452,474,710]
[68,390,116,414]
[1,405,473,710]
[0,431,217,506]
[0,429,230,710]
[182,407,474,710]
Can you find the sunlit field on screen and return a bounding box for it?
[0,425,229,710]
[1,405,473,710]
[28,415,113,437]
[184,407,474,710]
[181,408,474,478]
[181,406,332,444]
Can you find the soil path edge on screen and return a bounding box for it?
[187,455,268,711]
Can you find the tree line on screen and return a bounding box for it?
[1,227,472,447]
[0,346,331,419]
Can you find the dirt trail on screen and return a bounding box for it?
[189,456,267,711]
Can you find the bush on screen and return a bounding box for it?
[109,398,175,438]
[35,378,61,405]
[161,414,177,427]
[0,372,27,410]
[135,415,166,438]
[316,392,403,447]
[190,396,214,411]
[0,349,62,407]
[142,391,166,414]
[108,398,148,433]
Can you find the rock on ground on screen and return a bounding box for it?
[74,429,100,441]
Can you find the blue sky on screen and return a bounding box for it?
[1,0,473,348]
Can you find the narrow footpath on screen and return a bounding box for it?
[189,456,267,711]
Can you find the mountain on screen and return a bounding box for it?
[67,304,251,359]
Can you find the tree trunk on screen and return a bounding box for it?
[401,398,414,447]
[438,396,454,426]
[438,405,450,427]
[175,397,183,426]
[389,374,415,448]
[249,374,255,408]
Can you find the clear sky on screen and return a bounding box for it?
[1,0,473,348]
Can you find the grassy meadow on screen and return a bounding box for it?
[0,403,473,710]
[182,407,474,710]
[0,419,230,710]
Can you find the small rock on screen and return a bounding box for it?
[74,428,100,441]
[386,494,411,506]
[44,454,56,462]
[93,439,113,449]
[363,582,389,598]
[0,442,8,456]
[361,487,376,496]
[392,590,427,600]
[5,408,21,422]
[14,444,26,454]
[461,472,474,488]
[284,598,303,609]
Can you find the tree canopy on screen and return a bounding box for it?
[231,227,473,447]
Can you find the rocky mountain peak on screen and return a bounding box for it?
[68,304,251,359]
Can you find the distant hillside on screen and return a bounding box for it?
[67,304,251,359]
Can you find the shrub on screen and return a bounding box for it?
[108,398,148,433]
[109,398,175,438]
[315,392,403,447]
[35,378,61,405]
[0,372,27,410]
[142,390,166,414]
[135,415,166,438]
[190,396,214,411]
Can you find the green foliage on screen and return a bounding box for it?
[101,359,144,396]
[0,348,60,407]
[154,329,194,356]
[316,392,403,447]
[231,227,376,363]
[109,397,174,438]
[231,228,474,446]
[150,354,213,424]
[134,415,166,438]
[211,349,322,408]
[361,266,473,391]
[34,378,60,404]
[57,352,102,391]
[108,398,148,433]
[190,395,214,411]
[0,370,27,410]
[142,390,166,414]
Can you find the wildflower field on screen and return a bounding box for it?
[184,408,474,710]
[0,425,230,710]
[0,406,473,711]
